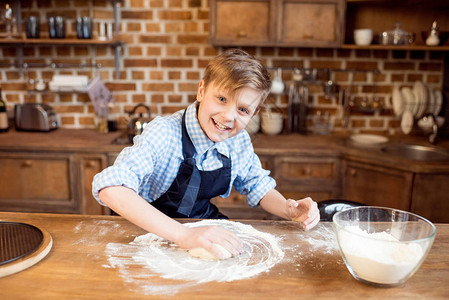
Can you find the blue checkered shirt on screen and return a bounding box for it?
[92,102,276,208]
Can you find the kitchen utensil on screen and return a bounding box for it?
[76,16,92,39]
[433,89,442,115]
[322,80,338,99]
[261,111,283,135]
[270,68,284,94]
[48,16,66,38]
[98,21,113,41]
[401,87,418,117]
[0,221,53,278]
[128,104,153,143]
[25,16,40,38]
[349,134,388,145]
[413,81,427,118]
[354,28,373,45]
[333,206,436,287]
[392,85,404,116]
[14,103,58,132]
[380,22,414,45]
[401,110,414,135]
[425,21,440,46]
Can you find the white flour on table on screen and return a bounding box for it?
[104,220,284,296]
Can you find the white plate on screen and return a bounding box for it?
[350,134,389,145]
[434,90,443,115]
[401,87,418,117]
[401,110,414,135]
[414,82,427,118]
[392,85,404,116]
[427,85,436,115]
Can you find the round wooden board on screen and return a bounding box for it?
[0,222,53,278]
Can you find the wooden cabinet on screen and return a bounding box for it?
[277,0,345,47]
[212,153,341,219]
[0,151,109,215]
[274,154,340,201]
[411,173,449,223]
[209,0,275,46]
[209,0,345,47]
[342,160,413,211]
[78,154,110,215]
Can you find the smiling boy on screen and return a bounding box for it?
[92,49,319,259]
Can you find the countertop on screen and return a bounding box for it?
[0,212,448,299]
[1,128,449,173]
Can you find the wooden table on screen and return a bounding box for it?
[0,212,448,299]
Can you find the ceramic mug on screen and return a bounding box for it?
[354,28,373,45]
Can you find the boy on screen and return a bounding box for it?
[92,49,320,259]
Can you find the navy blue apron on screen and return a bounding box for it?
[150,111,231,219]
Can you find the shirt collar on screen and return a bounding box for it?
[185,102,230,158]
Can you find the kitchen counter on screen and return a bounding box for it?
[1,128,449,173]
[0,212,448,299]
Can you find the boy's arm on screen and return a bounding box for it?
[259,189,320,230]
[99,186,242,258]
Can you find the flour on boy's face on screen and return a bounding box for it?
[197,80,261,143]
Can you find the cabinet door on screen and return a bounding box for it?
[411,173,449,223]
[277,0,344,47]
[342,161,413,210]
[274,155,340,202]
[0,152,77,213]
[209,0,276,46]
[78,154,109,215]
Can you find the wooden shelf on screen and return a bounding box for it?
[0,38,123,46]
[342,44,449,51]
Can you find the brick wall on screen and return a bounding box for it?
[0,0,445,135]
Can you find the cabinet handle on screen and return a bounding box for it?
[22,160,32,167]
[237,31,247,38]
[303,33,314,40]
[350,169,357,177]
[86,161,96,168]
[303,167,312,175]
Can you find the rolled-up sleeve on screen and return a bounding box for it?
[233,151,276,208]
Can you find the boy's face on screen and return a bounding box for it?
[196,80,261,142]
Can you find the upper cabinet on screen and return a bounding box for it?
[209,0,345,47]
[209,0,276,46]
[276,0,345,47]
[210,0,449,50]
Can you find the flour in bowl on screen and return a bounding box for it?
[338,226,424,284]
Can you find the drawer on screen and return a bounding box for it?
[275,156,338,181]
[0,152,77,213]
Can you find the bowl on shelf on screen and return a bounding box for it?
[421,31,449,46]
[333,206,436,287]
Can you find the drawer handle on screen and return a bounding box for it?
[303,167,312,175]
[350,169,357,177]
[23,160,32,167]
[237,31,247,38]
[86,161,96,168]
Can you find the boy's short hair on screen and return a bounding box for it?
[202,49,271,108]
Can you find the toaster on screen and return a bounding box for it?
[15,103,58,132]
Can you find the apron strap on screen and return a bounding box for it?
[177,110,201,216]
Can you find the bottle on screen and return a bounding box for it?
[0,88,9,132]
[426,21,440,46]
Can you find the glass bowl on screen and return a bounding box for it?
[333,206,436,287]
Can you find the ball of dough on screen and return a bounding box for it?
[188,243,233,260]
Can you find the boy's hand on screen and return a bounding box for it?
[176,225,243,259]
[287,197,320,230]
